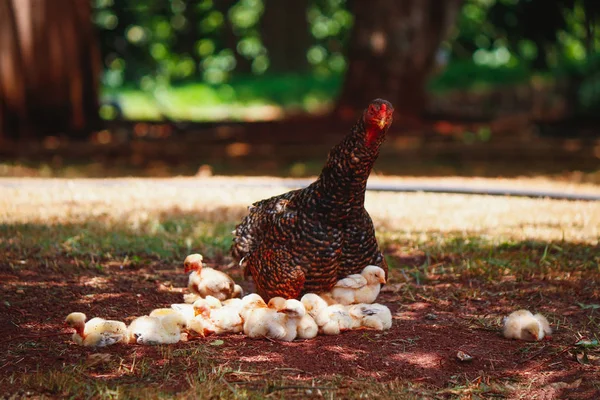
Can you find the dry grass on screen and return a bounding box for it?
[1,176,598,255]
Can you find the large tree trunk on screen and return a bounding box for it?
[261,0,310,73]
[337,0,462,122]
[0,0,101,140]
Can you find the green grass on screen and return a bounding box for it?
[101,73,342,121]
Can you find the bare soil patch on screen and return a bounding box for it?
[1,253,598,399]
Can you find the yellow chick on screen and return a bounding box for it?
[193,297,244,335]
[222,298,244,312]
[183,254,244,303]
[169,303,196,323]
[282,298,318,340]
[240,294,287,340]
[127,313,187,345]
[503,309,552,341]
[301,293,354,335]
[327,265,386,305]
[64,312,128,347]
[187,296,223,336]
[149,308,182,320]
[347,303,392,331]
[149,304,198,329]
[268,297,318,340]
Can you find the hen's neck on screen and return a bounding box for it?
[308,119,383,217]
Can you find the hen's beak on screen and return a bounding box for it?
[377,118,387,129]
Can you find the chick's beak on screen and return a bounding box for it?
[379,276,386,284]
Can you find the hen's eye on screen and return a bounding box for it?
[368,105,377,114]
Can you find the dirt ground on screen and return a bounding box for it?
[1,252,599,399]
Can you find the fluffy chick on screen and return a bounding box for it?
[240,294,288,340]
[268,297,318,340]
[347,303,392,331]
[301,293,354,335]
[127,313,187,345]
[65,312,128,347]
[193,297,243,335]
[503,309,552,341]
[170,303,196,323]
[187,296,223,336]
[183,254,244,303]
[327,265,386,305]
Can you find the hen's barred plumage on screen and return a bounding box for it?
[232,99,393,301]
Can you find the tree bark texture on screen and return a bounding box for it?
[0,0,101,140]
[337,0,462,122]
[261,0,310,73]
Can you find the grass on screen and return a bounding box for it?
[1,176,599,398]
[102,73,341,122]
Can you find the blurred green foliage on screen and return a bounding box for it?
[93,0,599,120]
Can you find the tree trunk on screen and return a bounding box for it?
[0,0,27,140]
[0,0,101,140]
[337,0,463,122]
[261,0,310,73]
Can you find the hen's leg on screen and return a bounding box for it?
[246,247,305,301]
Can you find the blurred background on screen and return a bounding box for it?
[0,0,599,180]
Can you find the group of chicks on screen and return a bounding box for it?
[64,254,392,347]
[64,252,554,347]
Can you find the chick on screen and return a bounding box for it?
[65,312,128,347]
[187,296,223,336]
[193,297,244,335]
[301,293,354,335]
[239,294,287,340]
[170,303,196,323]
[149,304,198,329]
[347,303,392,331]
[268,297,318,340]
[503,309,552,341]
[127,313,187,345]
[183,254,244,303]
[222,298,244,313]
[296,313,319,339]
[327,265,386,305]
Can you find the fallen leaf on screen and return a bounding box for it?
[575,338,599,348]
[210,339,224,346]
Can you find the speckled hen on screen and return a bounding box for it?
[232,99,393,301]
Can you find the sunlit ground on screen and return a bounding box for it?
[1,176,598,256]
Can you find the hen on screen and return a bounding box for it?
[232,99,393,301]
